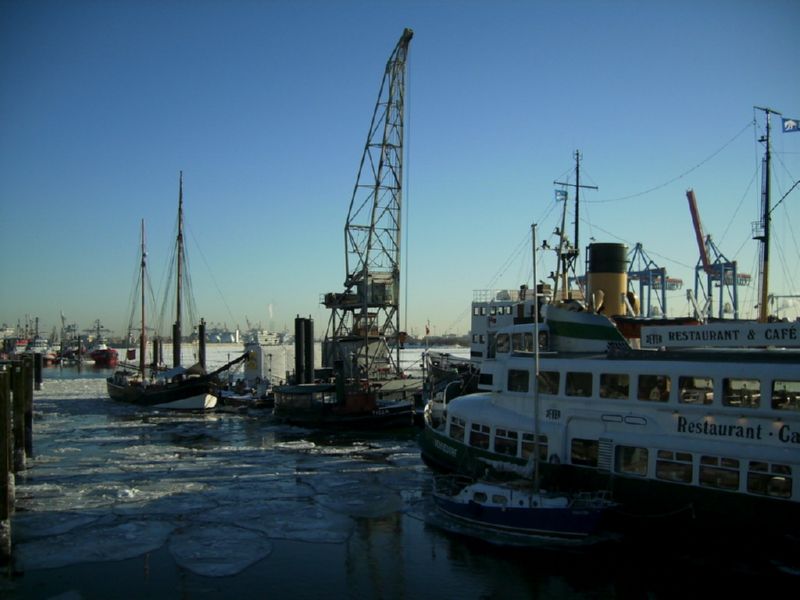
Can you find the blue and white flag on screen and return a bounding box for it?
[783,117,799,133]
[555,189,568,202]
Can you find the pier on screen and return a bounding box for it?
[0,355,34,565]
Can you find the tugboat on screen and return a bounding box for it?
[87,321,118,367]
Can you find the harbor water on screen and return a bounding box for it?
[1,346,792,598]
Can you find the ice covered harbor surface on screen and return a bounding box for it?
[10,377,426,577]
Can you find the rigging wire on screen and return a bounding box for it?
[587,120,753,204]
[187,226,238,329]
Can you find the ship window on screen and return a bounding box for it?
[512,332,534,352]
[600,374,629,399]
[494,428,519,456]
[570,438,599,467]
[722,378,760,408]
[772,379,800,411]
[504,306,513,315]
[699,455,740,491]
[747,461,792,499]
[507,369,529,393]
[678,376,714,405]
[469,423,490,449]
[496,333,510,353]
[472,334,479,343]
[480,307,487,316]
[566,372,592,397]
[615,445,648,476]
[492,494,508,505]
[490,306,497,316]
[656,449,693,483]
[537,371,560,395]
[521,433,547,461]
[472,491,488,503]
[448,417,465,442]
[473,306,481,316]
[638,374,670,402]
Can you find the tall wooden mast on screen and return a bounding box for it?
[173,171,184,367]
[139,219,147,376]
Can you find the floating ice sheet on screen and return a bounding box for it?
[12,511,100,541]
[193,498,354,544]
[14,519,175,570]
[168,524,272,577]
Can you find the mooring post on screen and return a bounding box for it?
[34,352,43,391]
[11,361,25,473]
[1,367,12,564]
[22,354,34,459]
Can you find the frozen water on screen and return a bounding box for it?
[191,498,354,544]
[11,511,100,540]
[14,519,176,570]
[168,524,273,577]
[11,359,431,578]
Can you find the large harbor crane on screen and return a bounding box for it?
[322,28,413,381]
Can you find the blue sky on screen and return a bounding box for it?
[1,0,799,339]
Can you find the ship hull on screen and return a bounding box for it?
[106,376,216,410]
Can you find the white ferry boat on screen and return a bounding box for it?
[420,254,800,536]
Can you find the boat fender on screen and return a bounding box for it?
[548,454,560,464]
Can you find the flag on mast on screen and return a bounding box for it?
[783,118,799,133]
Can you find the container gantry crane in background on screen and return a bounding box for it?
[626,243,683,317]
[686,188,751,320]
[322,28,413,382]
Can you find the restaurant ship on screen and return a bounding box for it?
[420,243,800,536]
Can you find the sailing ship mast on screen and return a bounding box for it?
[139,219,147,377]
[754,106,780,323]
[173,171,184,367]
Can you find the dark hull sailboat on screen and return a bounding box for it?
[107,173,245,411]
[107,370,216,409]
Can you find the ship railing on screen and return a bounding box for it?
[472,289,522,303]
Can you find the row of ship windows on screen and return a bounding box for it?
[447,417,792,500]
[473,306,514,316]
[503,368,800,412]
[597,442,791,499]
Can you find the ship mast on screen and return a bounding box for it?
[173,171,184,367]
[139,219,147,376]
[553,150,597,299]
[754,107,780,323]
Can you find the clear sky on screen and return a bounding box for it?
[2,0,799,340]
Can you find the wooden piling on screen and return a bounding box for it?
[11,362,25,473]
[34,351,43,391]
[1,367,11,564]
[22,355,34,459]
